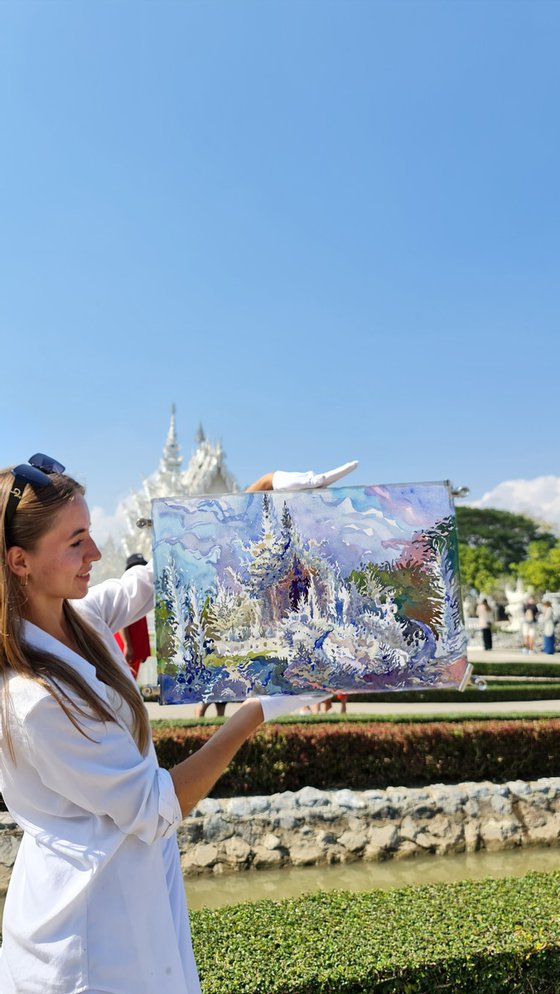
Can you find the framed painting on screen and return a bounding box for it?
[153,482,469,704]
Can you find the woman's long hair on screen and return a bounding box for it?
[0,468,150,757]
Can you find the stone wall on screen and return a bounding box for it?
[2,778,560,890]
[176,778,560,875]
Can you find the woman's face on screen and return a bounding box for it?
[16,494,101,611]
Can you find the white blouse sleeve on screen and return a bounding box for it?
[22,694,182,844]
[74,562,155,634]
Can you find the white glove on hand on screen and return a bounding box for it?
[257,692,331,721]
[272,461,359,492]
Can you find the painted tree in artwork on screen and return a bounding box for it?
[211,580,242,638]
[281,502,294,543]
[155,574,174,665]
[155,555,190,670]
[247,494,290,602]
[348,550,441,633]
[201,594,220,646]
[421,515,465,655]
[183,585,209,668]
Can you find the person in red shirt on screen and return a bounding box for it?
[115,553,151,679]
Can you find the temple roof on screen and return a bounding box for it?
[122,406,239,558]
[160,403,183,478]
[183,434,237,496]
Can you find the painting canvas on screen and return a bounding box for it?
[153,483,469,704]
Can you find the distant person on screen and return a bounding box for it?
[308,693,348,714]
[522,595,539,654]
[115,553,151,679]
[495,602,508,622]
[195,701,226,718]
[477,598,493,651]
[541,600,555,655]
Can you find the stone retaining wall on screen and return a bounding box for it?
[2,778,560,890]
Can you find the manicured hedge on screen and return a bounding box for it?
[191,871,560,993]
[151,717,560,795]
[151,710,560,727]
[473,661,560,678]
[482,678,560,685]
[348,683,560,703]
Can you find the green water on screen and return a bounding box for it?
[184,844,560,910]
[3,846,560,919]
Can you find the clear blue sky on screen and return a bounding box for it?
[1,0,559,522]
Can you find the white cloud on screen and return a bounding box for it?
[470,476,560,532]
[89,476,560,552]
[89,502,129,546]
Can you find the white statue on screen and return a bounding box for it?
[504,577,530,634]
[462,591,477,619]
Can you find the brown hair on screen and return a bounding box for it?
[0,467,150,757]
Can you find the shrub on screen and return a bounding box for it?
[191,871,560,993]
[473,661,560,678]
[348,684,560,703]
[151,718,560,795]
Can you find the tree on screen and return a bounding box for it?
[514,541,560,593]
[455,507,556,572]
[458,544,505,594]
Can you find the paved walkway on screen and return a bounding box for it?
[146,698,560,720]
[468,647,560,665]
[146,645,560,721]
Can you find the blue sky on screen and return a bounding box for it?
[1,1,559,534]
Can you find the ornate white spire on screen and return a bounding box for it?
[160,403,183,475]
[119,407,239,559]
[182,426,238,496]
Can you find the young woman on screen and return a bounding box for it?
[476,597,493,651]
[541,600,555,655]
[0,454,327,994]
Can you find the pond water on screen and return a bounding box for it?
[184,844,560,910]
[3,846,560,920]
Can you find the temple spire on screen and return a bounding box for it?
[119,406,239,561]
[160,403,183,475]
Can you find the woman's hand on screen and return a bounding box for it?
[256,692,331,721]
[246,461,358,493]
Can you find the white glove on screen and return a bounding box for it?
[256,692,331,721]
[272,461,358,491]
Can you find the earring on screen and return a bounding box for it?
[19,574,29,588]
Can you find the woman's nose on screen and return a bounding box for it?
[87,538,102,563]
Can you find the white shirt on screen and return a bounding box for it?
[476,602,492,628]
[0,564,201,994]
[542,605,555,637]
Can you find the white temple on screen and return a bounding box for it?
[122,405,239,560]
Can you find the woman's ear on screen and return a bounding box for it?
[6,545,30,579]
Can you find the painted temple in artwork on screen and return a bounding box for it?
[153,484,469,704]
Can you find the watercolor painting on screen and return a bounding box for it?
[153,483,469,704]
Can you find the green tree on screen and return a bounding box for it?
[514,541,560,593]
[458,543,505,594]
[455,507,556,572]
